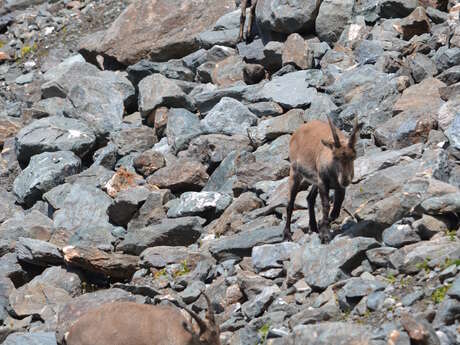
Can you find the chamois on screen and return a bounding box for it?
[65,293,220,345]
[284,117,360,242]
[239,0,258,42]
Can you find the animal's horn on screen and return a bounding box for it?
[202,292,216,325]
[182,305,207,336]
[349,116,360,148]
[327,116,341,148]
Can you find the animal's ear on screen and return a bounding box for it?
[321,139,335,150]
[348,116,361,148]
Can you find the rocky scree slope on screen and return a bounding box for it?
[0,0,460,344]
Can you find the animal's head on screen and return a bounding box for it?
[183,293,221,345]
[321,116,360,188]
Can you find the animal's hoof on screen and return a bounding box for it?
[283,228,292,242]
[329,210,340,221]
[319,232,331,244]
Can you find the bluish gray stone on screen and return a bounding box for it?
[166,108,204,153]
[15,116,96,165]
[13,151,81,206]
[3,332,57,345]
[288,237,379,290]
[138,74,195,118]
[119,217,204,255]
[201,97,258,136]
[252,242,300,272]
[166,191,232,218]
[257,71,318,109]
[382,221,421,248]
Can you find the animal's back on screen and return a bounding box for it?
[291,120,346,149]
[66,302,194,345]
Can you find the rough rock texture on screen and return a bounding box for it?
[0,0,459,344]
[79,0,235,65]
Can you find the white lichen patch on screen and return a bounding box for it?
[67,129,83,138]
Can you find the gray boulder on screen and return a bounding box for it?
[287,322,373,345]
[434,47,460,72]
[43,183,115,249]
[166,191,232,218]
[166,108,204,153]
[13,151,81,206]
[382,220,422,248]
[127,59,194,86]
[16,237,63,267]
[67,76,127,138]
[256,0,322,34]
[0,210,54,247]
[107,186,152,227]
[288,237,379,290]
[248,109,303,144]
[15,116,96,165]
[446,113,460,150]
[119,217,204,255]
[252,242,300,272]
[389,238,459,274]
[201,97,258,136]
[179,134,252,167]
[138,74,195,118]
[209,226,284,261]
[258,71,318,109]
[41,56,99,98]
[3,332,57,345]
[110,126,157,156]
[316,0,355,44]
[0,189,20,224]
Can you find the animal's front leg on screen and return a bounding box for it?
[318,185,331,243]
[330,187,345,221]
[284,168,301,241]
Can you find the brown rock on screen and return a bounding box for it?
[79,0,235,66]
[419,0,448,11]
[393,78,446,115]
[212,55,246,87]
[282,33,313,70]
[104,167,144,197]
[400,7,432,41]
[147,158,209,192]
[208,192,263,236]
[146,107,168,136]
[439,82,460,101]
[245,65,266,87]
[9,282,72,319]
[0,118,21,149]
[133,149,165,177]
[400,312,440,345]
[0,52,11,62]
[63,246,139,280]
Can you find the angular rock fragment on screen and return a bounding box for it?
[13,151,81,206]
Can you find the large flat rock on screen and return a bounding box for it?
[79,0,235,65]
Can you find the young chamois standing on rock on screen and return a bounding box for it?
[239,0,258,42]
[65,293,220,345]
[284,117,360,243]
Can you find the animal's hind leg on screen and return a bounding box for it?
[239,0,248,42]
[330,187,345,221]
[284,167,301,241]
[246,0,257,42]
[307,185,318,233]
[318,185,331,243]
